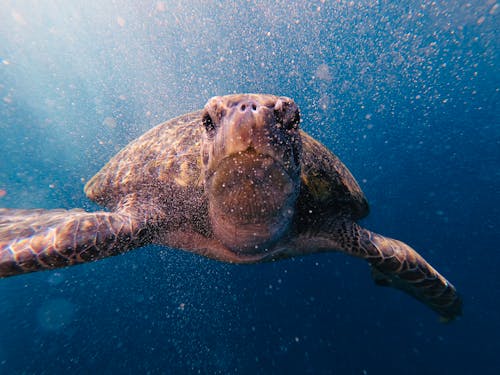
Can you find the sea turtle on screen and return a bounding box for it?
[0,94,461,320]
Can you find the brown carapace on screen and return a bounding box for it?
[0,94,462,321]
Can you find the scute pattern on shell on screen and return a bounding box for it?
[85,111,205,210]
[298,132,369,220]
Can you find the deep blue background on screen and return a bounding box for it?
[0,1,498,374]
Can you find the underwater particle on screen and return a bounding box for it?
[133,294,145,303]
[44,98,56,108]
[476,16,486,25]
[318,93,330,110]
[36,298,76,331]
[11,10,27,25]
[156,1,166,12]
[315,64,333,82]
[178,303,185,311]
[1,60,9,65]
[47,272,65,285]
[117,16,126,27]
[0,189,6,198]
[103,117,117,128]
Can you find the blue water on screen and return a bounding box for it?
[0,1,498,373]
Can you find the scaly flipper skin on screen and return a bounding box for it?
[291,220,462,321]
[0,208,146,278]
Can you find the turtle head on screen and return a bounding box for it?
[201,94,302,254]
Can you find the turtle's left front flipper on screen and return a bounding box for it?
[0,208,147,278]
[291,220,462,321]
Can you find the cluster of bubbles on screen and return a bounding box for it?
[1,1,496,207]
[36,298,76,331]
[0,1,497,373]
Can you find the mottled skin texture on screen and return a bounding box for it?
[0,94,461,321]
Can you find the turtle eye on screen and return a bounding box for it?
[202,113,216,136]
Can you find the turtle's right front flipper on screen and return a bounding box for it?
[0,208,147,278]
[291,220,462,321]
[363,230,462,322]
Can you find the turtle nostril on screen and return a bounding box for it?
[239,101,258,112]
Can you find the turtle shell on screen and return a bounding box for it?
[84,110,368,222]
[84,111,205,211]
[297,132,369,221]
